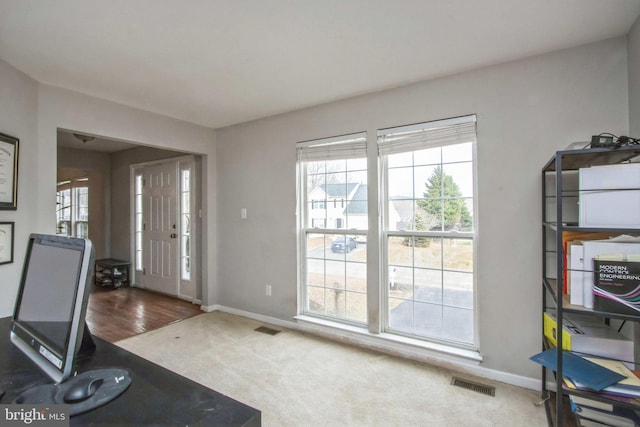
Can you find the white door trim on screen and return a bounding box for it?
[129,155,199,301]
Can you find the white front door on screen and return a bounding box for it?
[141,162,178,295]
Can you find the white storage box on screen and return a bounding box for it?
[579,163,640,228]
[544,310,634,362]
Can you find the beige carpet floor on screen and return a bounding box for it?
[116,311,547,426]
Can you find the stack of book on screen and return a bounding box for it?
[563,233,640,310]
[530,349,640,426]
[569,395,639,427]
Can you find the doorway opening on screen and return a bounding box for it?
[132,156,200,301]
[56,129,204,341]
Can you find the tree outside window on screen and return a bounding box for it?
[417,166,472,232]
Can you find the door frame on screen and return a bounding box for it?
[129,155,200,303]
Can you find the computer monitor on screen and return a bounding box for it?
[10,233,95,384]
[9,233,131,415]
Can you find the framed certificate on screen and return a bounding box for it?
[0,222,14,265]
[0,133,19,210]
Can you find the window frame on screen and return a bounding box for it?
[180,167,192,282]
[297,132,369,326]
[295,115,478,351]
[378,115,478,349]
[130,156,197,297]
[56,177,89,239]
[134,172,144,272]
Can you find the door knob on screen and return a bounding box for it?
[170,233,177,239]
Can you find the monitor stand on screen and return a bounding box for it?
[12,324,131,416]
[13,368,131,416]
[78,322,96,359]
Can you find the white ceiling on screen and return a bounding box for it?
[1,0,640,130]
[57,129,139,152]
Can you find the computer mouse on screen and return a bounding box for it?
[63,377,104,403]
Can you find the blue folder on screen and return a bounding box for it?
[530,349,626,391]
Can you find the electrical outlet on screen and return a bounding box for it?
[266,285,272,296]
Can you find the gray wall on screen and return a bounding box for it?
[630,15,640,136]
[0,59,38,316]
[215,37,630,380]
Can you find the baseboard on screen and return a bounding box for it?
[131,285,202,306]
[200,304,218,313]
[211,305,541,391]
[213,305,296,330]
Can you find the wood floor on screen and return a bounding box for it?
[86,286,203,343]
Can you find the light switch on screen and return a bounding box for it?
[241,208,247,219]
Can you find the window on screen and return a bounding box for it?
[134,173,144,271]
[180,168,191,281]
[297,116,477,350]
[297,116,476,348]
[56,178,89,238]
[379,115,477,346]
[298,133,368,324]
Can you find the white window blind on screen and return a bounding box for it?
[378,115,476,156]
[297,132,367,161]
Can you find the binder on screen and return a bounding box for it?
[573,404,640,427]
[530,349,626,391]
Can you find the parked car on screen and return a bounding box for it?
[331,237,357,253]
[349,229,367,244]
[353,235,367,244]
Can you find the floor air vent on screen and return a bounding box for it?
[254,326,281,336]
[451,377,495,397]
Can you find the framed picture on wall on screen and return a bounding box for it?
[0,221,14,265]
[0,132,19,210]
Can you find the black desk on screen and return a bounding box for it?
[0,317,261,426]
